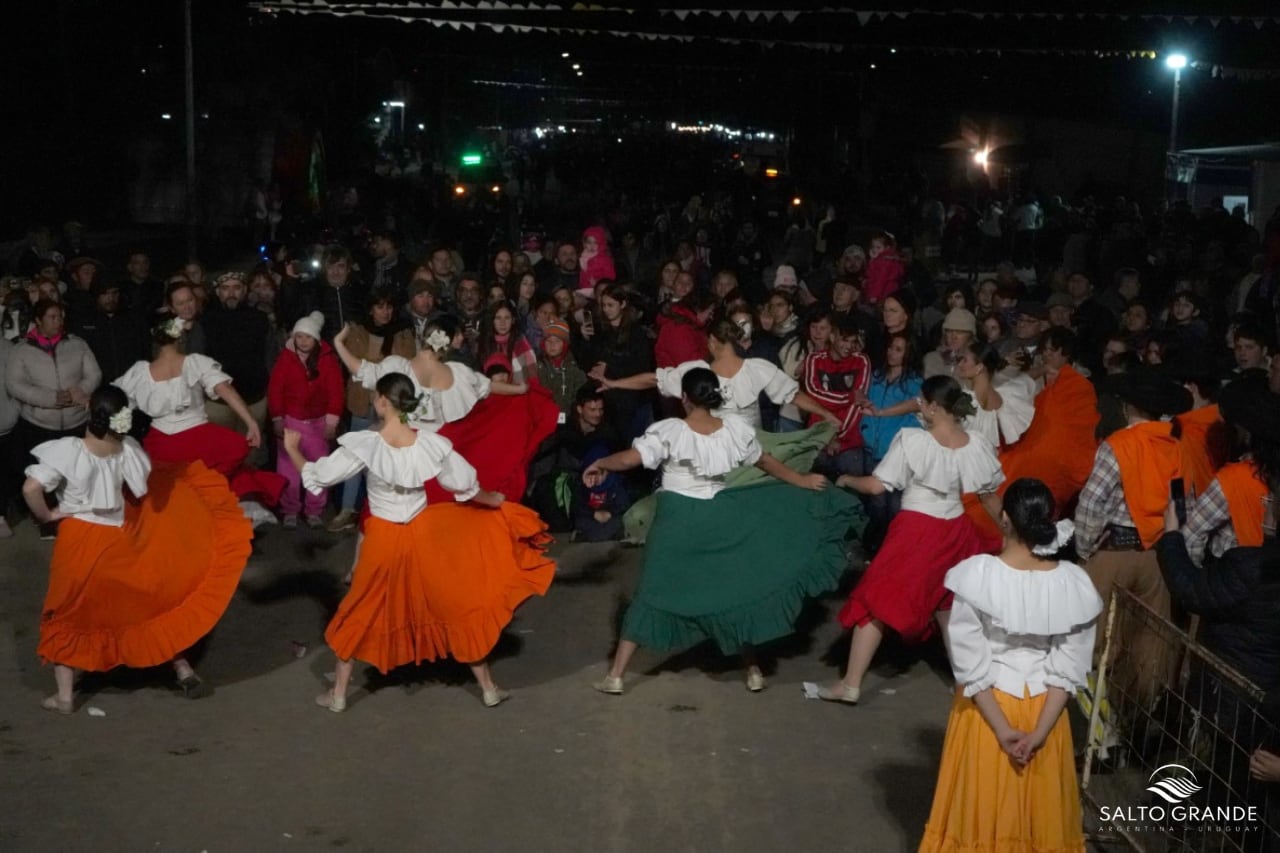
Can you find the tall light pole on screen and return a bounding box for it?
[1165,53,1188,154]
[184,0,197,257]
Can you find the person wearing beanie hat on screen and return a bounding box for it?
[268,311,344,528]
[922,309,977,378]
[1074,365,1191,701]
[536,318,587,415]
[1178,376,1279,566]
[773,264,799,292]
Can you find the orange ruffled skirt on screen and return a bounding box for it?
[919,688,1085,853]
[38,462,253,671]
[325,502,555,672]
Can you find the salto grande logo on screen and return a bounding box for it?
[1145,764,1204,804]
[1098,762,1260,834]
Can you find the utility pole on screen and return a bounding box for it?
[184,0,198,257]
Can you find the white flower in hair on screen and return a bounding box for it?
[1032,519,1076,556]
[108,407,134,435]
[425,329,450,353]
[163,317,185,339]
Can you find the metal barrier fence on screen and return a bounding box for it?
[1080,587,1280,852]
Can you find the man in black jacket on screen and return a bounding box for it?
[369,229,412,308]
[71,281,148,383]
[294,245,366,342]
[202,272,277,456]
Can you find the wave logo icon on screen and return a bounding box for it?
[1146,764,1204,804]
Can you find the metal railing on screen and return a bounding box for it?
[1080,587,1280,852]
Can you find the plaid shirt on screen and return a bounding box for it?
[1074,442,1135,561]
[1181,477,1234,566]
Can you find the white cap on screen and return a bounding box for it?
[291,310,324,341]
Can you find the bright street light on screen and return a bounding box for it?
[1165,53,1189,153]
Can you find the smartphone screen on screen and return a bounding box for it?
[1170,478,1187,526]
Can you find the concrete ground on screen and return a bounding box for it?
[2,518,1057,853]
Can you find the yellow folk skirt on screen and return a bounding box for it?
[918,687,1085,853]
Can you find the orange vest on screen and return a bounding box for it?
[1106,420,1182,549]
[1216,460,1269,549]
[1175,404,1228,499]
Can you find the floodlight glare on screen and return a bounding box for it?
[1165,53,1188,70]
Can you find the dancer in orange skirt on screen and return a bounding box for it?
[282,372,555,712]
[24,386,253,713]
[919,478,1102,853]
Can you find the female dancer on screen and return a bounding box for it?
[919,478,1100,852]
[585,368,858,694]
[26,386,253,711]
[113,317,285,519]
[595,318,839,431]
[286,372,554,711]
[820,375,1004,704]
[332,322,525,433]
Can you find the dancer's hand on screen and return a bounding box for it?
[583,464,605,488]
[334,323,351,345]
[997,726,1030,765]
[1250,749,1280,782]
[244,421,262,448]
[797,473,827,492]
[282,429,302,453]
[1009,729,1047,765]
[471,489,505,508]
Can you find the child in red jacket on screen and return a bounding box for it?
[268,311,345,528]
[862,231,906,308]
[803,313,871,479]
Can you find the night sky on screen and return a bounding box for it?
[5,1,1280,234]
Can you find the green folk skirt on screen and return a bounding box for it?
[620,480,858,655]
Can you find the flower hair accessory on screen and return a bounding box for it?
[1033,519,1075,556]
[162,317,184,340]
[399,392,427,424]
[108,406,134,435]
[425,329,450,353]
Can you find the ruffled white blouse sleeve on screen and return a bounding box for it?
[655,360,702,400]
[355,355,414,391]
[437,362,490,424]
[25,437,151,527]
[944,555,1103,698]
[301,447,367,493]
[871,429,914,492]
[955,437,1005,495]
[745,358,800,405]
[631,417,760,499]
[184,353,232,399]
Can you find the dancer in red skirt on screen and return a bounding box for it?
[113,317,285,519]
[819,375,1004,704]
[24,386,253,712]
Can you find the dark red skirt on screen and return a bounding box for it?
[144,422,286,506]
[838,510,1000,642]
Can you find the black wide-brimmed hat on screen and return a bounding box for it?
[1102,366,1193,418]
[1218,375,1280,441]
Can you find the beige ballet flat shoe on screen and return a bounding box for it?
[816,683,861,705]
[592,675,625,695]
[482,687,511,708]
[315,690,347,713]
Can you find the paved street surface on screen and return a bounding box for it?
[3,519,971,853]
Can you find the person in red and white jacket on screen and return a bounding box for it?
[804,313,872,479]
[268,311,345,528]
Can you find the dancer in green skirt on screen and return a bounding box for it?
[585,368,860,694]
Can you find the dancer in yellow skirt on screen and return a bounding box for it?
[919,478,1102,853]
